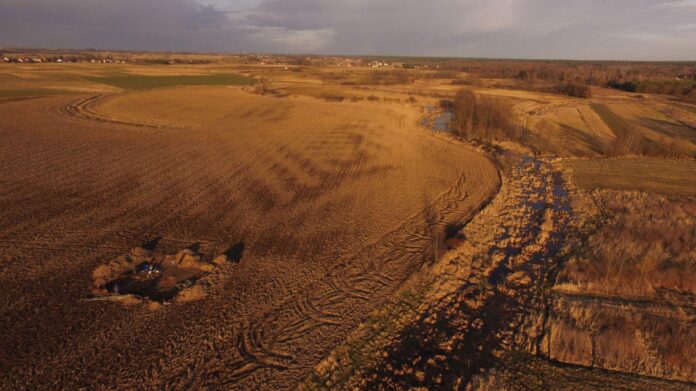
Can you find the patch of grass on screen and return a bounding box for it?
[565,157,696,195]
[590,103,679,156]
[85,73,255,90]
[589,103,632,139]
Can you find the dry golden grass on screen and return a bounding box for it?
[467,85,696,158]
[543,295,696,382]
[557,190,696,298]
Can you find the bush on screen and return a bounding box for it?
[451,75,482,87]
[439,99,454,110]
[552,83,592,98]
[320,93,344,102]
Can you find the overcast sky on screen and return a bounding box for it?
[1,0,695,60]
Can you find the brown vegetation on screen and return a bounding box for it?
[551,82,592,98]
[364,69,412,85]
[543,294,696,383]
[319,92,345,102]
[557,190,696,297]
[451,74,482,86]
[428,58,694,101]
[609,79,696,104]
[451,89,528,143]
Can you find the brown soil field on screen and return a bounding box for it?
[0,65,498,389]
[2,59,696,390]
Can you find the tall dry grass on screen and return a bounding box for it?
[545,297,696,382]
[557,190,696,297]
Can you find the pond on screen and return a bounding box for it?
[420,106,454,133]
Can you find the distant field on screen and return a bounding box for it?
[588,102,696,156]
[564,157,696,195]
[0,88,74,98]
[84,73,255,89]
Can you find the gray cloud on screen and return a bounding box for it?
[0,0,694,60]
[0,0,244,51]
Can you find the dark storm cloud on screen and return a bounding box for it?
[0,0,246,51]
[1,0,226,29]
[0,0,695,60]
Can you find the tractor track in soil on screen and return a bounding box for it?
[145,171,496,390]
[1,93,501,390]
[57,94,178,130]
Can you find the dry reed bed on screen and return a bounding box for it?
[557,190,696,297]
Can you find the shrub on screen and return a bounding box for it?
[552,83,592,98]
[320,93,344,102]
[451,75,482,87]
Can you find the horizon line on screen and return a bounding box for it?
[2,45,696,64]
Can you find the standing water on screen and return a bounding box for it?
[420,106,454,133]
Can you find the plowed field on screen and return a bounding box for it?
[0,85,499,389]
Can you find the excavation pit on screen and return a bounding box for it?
[91,246,219,303]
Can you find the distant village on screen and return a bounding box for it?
[2,56,127,64]
[0,49,448,70]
